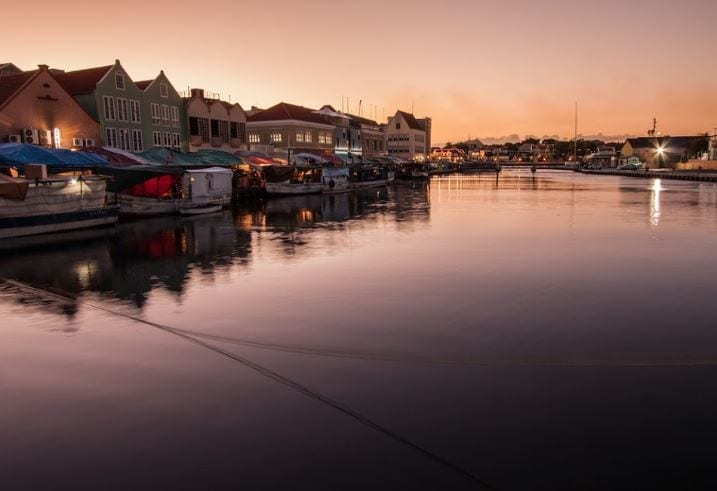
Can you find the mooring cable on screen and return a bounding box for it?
[0,278,495,490]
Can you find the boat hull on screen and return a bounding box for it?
[265,182,322,195]
[349,180,387,189]
[117,194,224,215]
[0,205,120,239]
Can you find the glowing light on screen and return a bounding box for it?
[53,128,61,149]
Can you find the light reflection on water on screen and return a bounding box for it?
[2,171,717,490]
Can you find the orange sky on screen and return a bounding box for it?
[2,0,716,143]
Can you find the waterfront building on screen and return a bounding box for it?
[55,60,185,152]
[430,147,465,162]
[0,65,100,147]
[384,110,430,161]
[621,136,705,168]
[246,102,335,154]
[316,105,361,160]
[346,113,384,158]
[183,88,247,153]
[0,63,22,77]
[136,72,187,151]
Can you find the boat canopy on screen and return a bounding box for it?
[96,165,185,193]
[81,146,151,165]
[0,143,109,169]
[137,148,207,166]
[195,149,244,166]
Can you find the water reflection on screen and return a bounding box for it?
[650,179,662,227]
[0,185,431,315]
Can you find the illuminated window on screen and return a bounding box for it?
[270,130,282,143]
[248,132,260,143]
[118,128,130,150]
[304,131,312,143]
[296,131,304,143]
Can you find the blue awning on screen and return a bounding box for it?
[0,143,109,168]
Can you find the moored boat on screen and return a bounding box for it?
[98,165,233,215]
[349,164,391,189]
[0,171,119,239]
[321,167,350,193]
[263,165,322,195]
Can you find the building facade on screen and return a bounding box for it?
[621,136,703,168]
[56,60,185,152]
[0,63,22,77]
[0,65,100,147]
[384,110,430,161]
[184,88,247,152]
[246,102,335,154]
[136,71,187,152]
[347,113,384,157]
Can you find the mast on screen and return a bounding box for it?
[573,102,578,162]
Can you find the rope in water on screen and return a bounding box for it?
[0,278,496,490]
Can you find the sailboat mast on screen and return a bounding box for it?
[573,102,578,161]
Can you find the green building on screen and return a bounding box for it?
[55,59,186,152]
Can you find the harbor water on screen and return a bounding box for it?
[2,170,717,490]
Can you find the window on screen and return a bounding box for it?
[219,120,229,143]
[296,131,304,143]
[304,130,312,143]
[160,83,168,98]
[103,96,116,121]
[396,122,401,129]
[115,72,125,90]
[117,98,128,122]
[118,128,130,151]
[163,132,171,147]
[270,130,282,143]
[318,132,332,145]
[131,129,143,152]
[189,117,200,136]
[230,122,239,139]
[238,122,246,143]
[170,106,180,128]
[151,103,160,125]
[248,132,260,143]
[105,127,117,148]
[172,133,181,149]
[130,100,141,123]
[153,131,162,147]
[210,119,220,137]
[161,105,170,126]
[198,118,210,143]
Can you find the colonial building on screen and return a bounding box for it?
[316,105,361,160]
[183,88,247,152]
[346,113,384,158]
[384,110,430,161]
[0,65,100,148]
[136,71,187,151]
[55,60,185,152]
[246,102,335,154]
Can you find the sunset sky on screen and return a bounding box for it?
[3,0,716,143]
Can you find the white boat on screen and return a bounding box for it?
[263,165,323,195]
[0,174,119,239]
[101,166,233,216]
[179,203,222,216]
[321,168,350,193]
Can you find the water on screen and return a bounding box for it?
[2,170,717,490]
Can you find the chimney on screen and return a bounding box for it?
[190,88,204,99]
[38,64,49,71]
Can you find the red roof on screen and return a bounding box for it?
[135,80,153,90]
[0,71,36,108]
[248,102,330,125]
[54,65,112,95]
